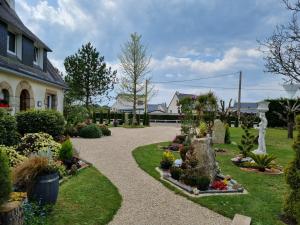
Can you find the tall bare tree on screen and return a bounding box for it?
[218,99,232,123]
[118,33,151,125]
[259,0,300,83]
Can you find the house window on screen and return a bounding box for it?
[20,89,30,111]
[46,94,57,109]
[34,47,39,65]
[7,32,16,54]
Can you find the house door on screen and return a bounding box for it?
[20,89,30,111]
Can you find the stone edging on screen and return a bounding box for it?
[155,167,248,198]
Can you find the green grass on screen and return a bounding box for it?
[122,124,145,128]
[45,167,122,225]
[132,128,295,225]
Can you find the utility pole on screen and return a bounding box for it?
[237,71,242,124]
[144,79,148,114]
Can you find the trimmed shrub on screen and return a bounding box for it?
[284,115,300,223]
[0,145,27,167]
[17,133,61,158]
[0,109,19,146]
[16,110,65,138]
[0,151,11,205]
[97,124,111,136]
[64,105,89,125]
[224,123,231,144]
[59,139,73,161]
[79,124,102,138]
[170,166,182,180]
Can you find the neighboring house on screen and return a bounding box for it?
[111,94,167,114]
[167,91,196,114]
[0,0,67,114]
[229,102,258,114]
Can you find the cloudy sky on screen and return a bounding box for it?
[15,0,294,105]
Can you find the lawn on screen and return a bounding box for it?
[45,167,122,225]
[132,128,295,225]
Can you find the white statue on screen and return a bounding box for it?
[253,112,267,155]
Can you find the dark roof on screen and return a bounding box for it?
[147,104,166,113]
[0,0,51,51]
[175,92,197,100]
[0,55,67,88]
[230,102,258,114]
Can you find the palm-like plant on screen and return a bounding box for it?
[249,153,277,172]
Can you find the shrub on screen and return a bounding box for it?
[198,121,207,137]
[0,151,11,205]
[17,133,61,158]
[196,176,210,191]
[181,174,198,186]
[173,135,186,144]
[179,144,191,161]
[170,166,182,180]
[249,153,277,172]
[97,124,111,136]
[13,156,59,188]
[64,123,78,137]
[238,125,255,157]
[59,139,73,161]
[0,109,19,146]
[64,105,89,125]
[224,123,231,144]
[79,124,102,138]
[284,115,300,223]
[0,145,27,167]
[160,151,175,170]
[16,110,65,138]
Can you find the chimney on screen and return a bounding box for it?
[5,0,15,10]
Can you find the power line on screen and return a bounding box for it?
[152,71,240,84]
[165,83,286,91]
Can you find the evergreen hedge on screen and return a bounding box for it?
[0,151,11,205]
[0,109,19,146]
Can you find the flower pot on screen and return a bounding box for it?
[27,173,59,205]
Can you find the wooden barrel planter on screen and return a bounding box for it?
[27,173,59,205]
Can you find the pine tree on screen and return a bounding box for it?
[284,115,300,223]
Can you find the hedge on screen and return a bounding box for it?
[0,109,19,146]
[16,110,65,138]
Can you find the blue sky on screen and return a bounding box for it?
[16,0,294,105]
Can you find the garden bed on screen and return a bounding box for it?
[156,167,246,197]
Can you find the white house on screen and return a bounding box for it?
[167,91,196,114]
[0,0,67,114]
[111,94,167,114]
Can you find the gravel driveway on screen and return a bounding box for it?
[72,126,231,225]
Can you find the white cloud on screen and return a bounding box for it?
[151,47,262,75]
[18,0,92,31]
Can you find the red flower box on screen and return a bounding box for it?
[0,103,9,108]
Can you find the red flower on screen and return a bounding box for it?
[0,103,9,108]
[211,180,227,190]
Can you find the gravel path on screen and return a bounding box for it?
[72,126,231,225]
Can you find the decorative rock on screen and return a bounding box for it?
[212,119,225,144]
[192,188,200,195]
[192,137,219,181]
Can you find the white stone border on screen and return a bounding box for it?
[155,167,248,198]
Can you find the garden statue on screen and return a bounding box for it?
[253,101,269,155]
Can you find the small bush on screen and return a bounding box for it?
[0,145,27,167]
[0,109,19,146]
[16,110,65,138]
[17,133,61,158]
[224,123,231,144]
[238,125,255,157]
[97,124,111,136]
[64,123,78,137]
[0,151,12,205]
[198,121,207,137]
[170,166,182,180]
[160,151,175,170]
[181,174,198,186]
[79,124,102,138]
[64,105,89,125]
[59,139,73,161]
[196,176,210,191]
